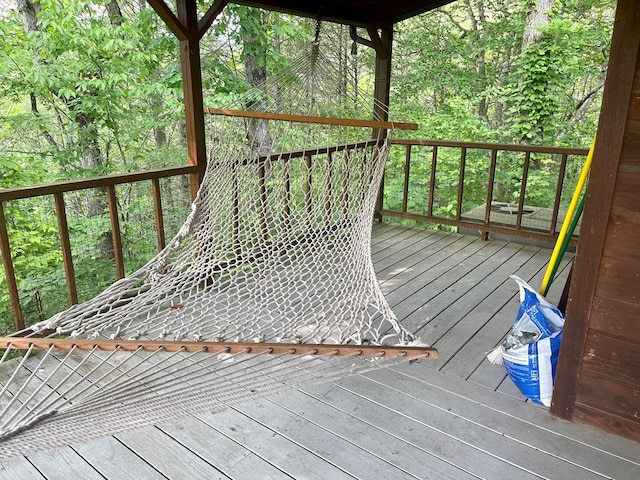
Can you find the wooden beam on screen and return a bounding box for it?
[366,25,389,60]
[177,0,208,199]
[198,0,230,39]
[146,0,188,41]
[204,108,418,130]
[373,24,393,220]
[0,336,438,360]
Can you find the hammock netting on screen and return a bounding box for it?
[0,42,432,459]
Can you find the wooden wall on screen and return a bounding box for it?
[551,0,640,442]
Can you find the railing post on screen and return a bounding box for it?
[482,149,499,240]
[551,153,569,235]
[106,185,125,280]
[0,202,23,330]
[258,164,268,244]
[516,151,532,230]
[401,144,411,213]
[325,151,333,227]
[428,146,437,217]
[151,178,167,252]
[456,147,467,221]
[54,193,78,306]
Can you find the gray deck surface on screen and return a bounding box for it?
[2,223,639,479]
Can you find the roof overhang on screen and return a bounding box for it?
[230,1,455,27]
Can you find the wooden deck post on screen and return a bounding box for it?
[372,24,393,222]
[147,0,229,200]
[177,0,207,200]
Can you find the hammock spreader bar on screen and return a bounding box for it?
[204,107,419,131]
[0,337,438,360]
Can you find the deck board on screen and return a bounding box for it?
[25,447,104,479]
[116,426,231,479]
[0,455,44,480]
[268,390,476,480]
[197,409,357,479]
[157,415,292,479]
[358,370,607,480]
[2,222,639,479]
[389,363,640,477]
[235,400,416,480]
[305,381,543,480]
[73,436,167,479]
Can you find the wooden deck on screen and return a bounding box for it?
[1,223,639,479]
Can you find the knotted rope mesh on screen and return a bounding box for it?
[0,43,429,459]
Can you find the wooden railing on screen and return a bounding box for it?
[379,139,590,244]
[0,139,590,332]
[0,165,197,331]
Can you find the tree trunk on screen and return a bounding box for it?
[240,10,272,157]
[105,0,123,27]
[17,0,113,259]
[521,0,555,50]
[516,0,556,144]
[15,0,39,32]
[465,0,488,119]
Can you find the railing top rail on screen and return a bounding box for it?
[0,165,198,202]
[390,138,590,156]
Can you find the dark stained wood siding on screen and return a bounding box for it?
[551,0,640,443]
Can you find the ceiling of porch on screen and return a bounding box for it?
[231,0,456,26]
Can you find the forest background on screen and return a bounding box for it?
[0,0,614,332]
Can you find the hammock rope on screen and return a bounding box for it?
[0,33,435,459]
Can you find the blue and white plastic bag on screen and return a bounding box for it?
[488,275,564,406]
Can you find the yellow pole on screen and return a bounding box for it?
[540,137,596,296]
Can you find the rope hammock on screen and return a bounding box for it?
[0,30,434,459]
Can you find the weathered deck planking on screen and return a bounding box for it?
[73,435,168,479]
[2,223,639,480]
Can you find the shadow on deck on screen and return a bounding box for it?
[2,223,639,480]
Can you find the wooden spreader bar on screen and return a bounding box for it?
[204,108,419,131]
[0,337,437,360]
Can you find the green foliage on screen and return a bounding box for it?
[0,0,615,333]
[508,38,563,142]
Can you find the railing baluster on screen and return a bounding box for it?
[0,166,196,330]
[283,158,291,232]
[258,164,268,244]
[516,151,532,230]
[402,144,412,213]
[381,139,588,246]
[0,202,23,330]
[373,147,384,222]
[232,165,241,255]
[483,149,499,240]
[428,146,437,217]
[325,151,333,226]
[551,153,569,235]
[54,193,78,306]
[456,147,467,221]
[106,185,125,280]
[151,178,166,252]
[343,150,350,215]
[305,154,313,225]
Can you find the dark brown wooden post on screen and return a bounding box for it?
[54,192,79,306]
[177,0,207,200]
[372,24,393,222]
[147,0,229,200]
[0,202,23,330]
